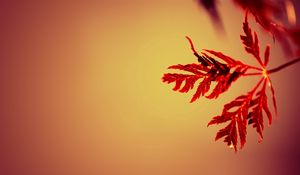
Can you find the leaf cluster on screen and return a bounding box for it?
[162,14,277,152]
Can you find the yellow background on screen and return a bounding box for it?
[1,1,300,175]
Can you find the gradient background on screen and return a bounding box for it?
[1,1,300,175]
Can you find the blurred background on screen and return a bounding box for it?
[0,1,300,175]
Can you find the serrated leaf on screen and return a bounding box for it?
[162,37,248,103]
[162,12,278,152]
[241,13,263,66]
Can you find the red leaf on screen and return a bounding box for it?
[179,76,200,93]
[247,79,274,141]
[264,45,270,66]
[215,120,238,152]
[190,77,211,103]
[168,64,207,75]
[262,96,272,125]
[267,78,278,114]
[162,37,248,103]
[208,77,276,150]
[232,0,295,57]
[207,115,231,126]
[240,13,263,66]
[223,100,243,110]
[162,73,200,92]
[205,76,227,99]
[250,105,264,140]
[162,15,278,152]
[198,0,298,57]
[237,113,247,148]
[288,28,300,55]
[202,49,237,66]
[208,90,252,150]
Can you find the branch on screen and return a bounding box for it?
[243,57,300,76]
[267,58,300,74]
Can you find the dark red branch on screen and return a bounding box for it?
[267,58,300,74]
[243,58,300,76]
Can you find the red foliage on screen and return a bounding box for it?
[162,13,277,152]
[264,45,270,66]
[207,78,274,151]
[162,36,249,103]
[288,28,300,55]
[197,0,300,57]
[240,12,263,66]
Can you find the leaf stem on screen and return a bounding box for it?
[243,57,300,76]
[246,65,263,71]
[250,77,265,93]
[243,72,261,76]
[267,57,300,74]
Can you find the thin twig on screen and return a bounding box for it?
[267,58,300,74]
[246,65,263,71]
[243,57,300,76]
[243,72,261,76]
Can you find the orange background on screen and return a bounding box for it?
[1,1,300,175]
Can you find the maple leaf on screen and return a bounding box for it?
[162,13,277,151]
[197,0,300,57]
[215,119,238,151]
[288,28,300,55]
[161,12,285,152]
[248,79,273,141]
[207,79,258,150]
[233,0,298,56]
[240,12,263,66]
[162,36,250,103]
[207,76,275,151]
[206,15,278,151]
